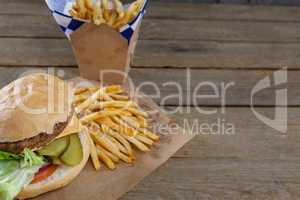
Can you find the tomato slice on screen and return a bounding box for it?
[31,164,57,184]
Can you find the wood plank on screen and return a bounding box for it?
[122,159,300,199]
[3,1,300,22]
[0,67,299,106]
[151,0,217,3]
[3,15,300,43]
[135,40,300,69]
[122,107,300,199]
[0,38,75,66]
[140,19,300,42]
[0,15,63,38]
[221,0,249,3]
[254,0,300,5]
[130,68,300,106]
[168,107,300,159]
[0,0,47,15]
[1,38,300,69]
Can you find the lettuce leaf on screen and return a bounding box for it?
[0,164,42,200]
[0,161,19,177]
[21,148,45,168]
[0,151,20,160]
[0,149,45,200]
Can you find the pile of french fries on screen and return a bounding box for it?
[73,85,160,170]
[70,0,144,30]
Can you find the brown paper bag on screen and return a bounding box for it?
[45,0,147,84]
[70,22,141,85]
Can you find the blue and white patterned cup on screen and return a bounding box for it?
[45,0,148,43]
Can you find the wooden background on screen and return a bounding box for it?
[1,0,300,199]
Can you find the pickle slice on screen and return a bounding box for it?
[38,136,69,157]
[60,134,83,166]
[51,157,63,165]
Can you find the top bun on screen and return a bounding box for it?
[0,73,73,153]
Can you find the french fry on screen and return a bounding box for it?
[111,116,138,136]
[84,0,94,11]
[135,134,153,146]
[139,128,160,141]
[97,116,136,137]
[107,134,128,155]
[116,151,132,163]
[69,9,79,18]
[96,145,119,163]
[93,0,105,25]
[96,147,116,170]
[90,129,132,163]
[89,101,136,111]
[101,0,111,22]
[90,130,120,155]
[76,85,123,113]
[80,109,124,124]
[77,0,87,19]
[107,11,118,26]
[74,94,89,105]
[113,0,125,20]
[72,3,80,12]
[123,134,150,152]
[76,86,108,113]
[126,107,148,118]
[120,115,140,129]
[107,108,132,116]
[105,85,123,94]
[101,124,133,157]
[110,94,129,101]
[84,128,101,170]
[135,115,148,128]
[96,117,119,131]
[85,10,93,20]
[74,86,98,96]
[113,0,139,28]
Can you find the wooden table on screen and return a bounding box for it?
[2,0,300,199]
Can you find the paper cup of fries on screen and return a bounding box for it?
[45,0,148,84]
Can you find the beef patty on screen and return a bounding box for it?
[0,120,69,154]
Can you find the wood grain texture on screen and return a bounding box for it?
[122,159,300,200]
[130,68,298,106]
[121,107,300,200]
[2,1,300,22]
[3,15,300,43]
[0,38,75,66]
[0,2,300,69]
[134,40,300,69]
[147,3,300,21]
[0,67,298,106]
[221,0,249,3]
[2,38,300,69]
[0,0,47,15]
[254,0,300,5]
[2,1,300,199]
[140,19,300,42]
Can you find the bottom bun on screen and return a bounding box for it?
[17,132,90,199]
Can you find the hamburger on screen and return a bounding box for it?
[0,73,90,200]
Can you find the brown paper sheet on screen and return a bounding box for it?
[34,79,194,200]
